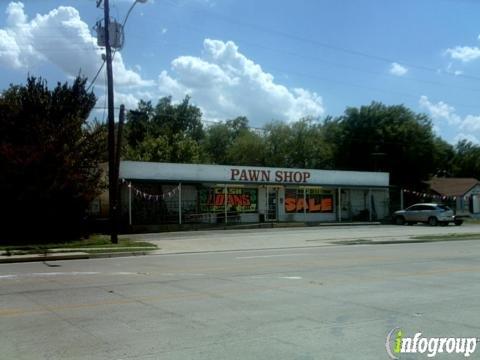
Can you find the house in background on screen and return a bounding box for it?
[426,177,480,217]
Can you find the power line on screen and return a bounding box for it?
[123,38,480,112]
[142,20,480,96]
[86,0,143,93]
[163,0,480,82]
[86,59,106,91]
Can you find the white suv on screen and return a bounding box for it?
[393,203,462,226]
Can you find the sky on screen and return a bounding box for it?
[1,0,480,144]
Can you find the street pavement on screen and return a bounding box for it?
[1,225,480,359]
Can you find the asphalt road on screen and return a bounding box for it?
[2,227,480,359]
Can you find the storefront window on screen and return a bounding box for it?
[199,187,258,213]
[285,187,333,213]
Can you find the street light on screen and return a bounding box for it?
[123,0,148,32]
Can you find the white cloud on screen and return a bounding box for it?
[0,1,150,87]
[158,39,324,125]
[389,62,408,76]
[461,115,480,132]
[453,133,479,144]
[98,91,140,110]
[419,96,461,125]
[158,70,187,99]
[419,95,480,143]
[0,28,24,69]
[445,46,480,63]
[1,4,324,126]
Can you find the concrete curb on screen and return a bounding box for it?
[0,252,90,264]
[0,250,155,264]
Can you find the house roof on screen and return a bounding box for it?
[426,177,480,197]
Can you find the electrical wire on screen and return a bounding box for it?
[86,0,141,91]
[162,0,480,82]
[86,59,106,92]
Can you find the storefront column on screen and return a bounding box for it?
[178,182,182,225]
[265,185,268,221]
[303,187,307,221]
[368,188,372,222]
[128,181,132,226]
[338,187,342,223]
[224,185,228,224]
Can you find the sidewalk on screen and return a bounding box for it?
[2,222,478,263]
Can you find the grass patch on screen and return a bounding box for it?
[333,234,480,246]
[0,235,157,256]
[463,218,480,225]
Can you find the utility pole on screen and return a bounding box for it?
[115,105,125,236]
[102,0,118,244]
[95,0,146,243]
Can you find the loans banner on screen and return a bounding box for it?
[199,188,258,212]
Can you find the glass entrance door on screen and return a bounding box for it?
[266,188,278,221]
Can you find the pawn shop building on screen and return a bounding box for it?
[110,161,390,228]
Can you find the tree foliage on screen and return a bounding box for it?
[202,116,249,164]
[0,76,102,243]
[324,102,441,186]
[124,96,204,163]
[226,128,266,166]
[451,140,480,179]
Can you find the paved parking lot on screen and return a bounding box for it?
[130,223,480,254]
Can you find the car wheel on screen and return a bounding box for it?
[454,220,463,226]
[428,217,438,226]
[395,216,405,225]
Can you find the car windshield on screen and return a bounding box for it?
[437,205,451,211]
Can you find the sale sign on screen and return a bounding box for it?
[284,188,333,213]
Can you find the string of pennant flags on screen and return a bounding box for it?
[119,179,473,203]
[121,179,180,201]
[402,188,473,201]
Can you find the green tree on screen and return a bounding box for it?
[263,121,293,167]
[452,140,480,179]
[432,137,455,177]
[226,129,267,166]
[324,102,438,186]
[124,96,205,163]
[202,116,249,164]
[288,118,334,169]
[0,76,102,243]
[263,118,335,169]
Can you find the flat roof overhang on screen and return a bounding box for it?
[119,161,390,188]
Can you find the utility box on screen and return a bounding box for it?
[95,20,124,49]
